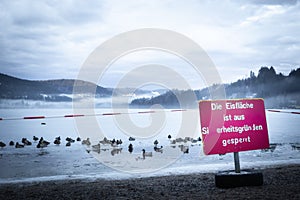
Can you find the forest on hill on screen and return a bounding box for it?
[131,67,300,109]
[0,73,112,101]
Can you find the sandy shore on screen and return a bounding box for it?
[0,164,299,200]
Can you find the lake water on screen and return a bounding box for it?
[0,108,299,183]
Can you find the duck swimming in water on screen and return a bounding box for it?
[66,141,71,147]
[33,136,39,142]
[154,146,163,153]
[128,143,133,153]
[54,136,61,145]
[0,141,6,148]
[15,142,24,148]
[37,137,50,148]
[111,148,122,156]
[22,138,32,146]
[142,149,152,159]
[82,138,91,146]
[54,139,61,145]
[66,137,75,143]
[179,145,189,154]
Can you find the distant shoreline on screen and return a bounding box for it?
[1,66,300,109]
[0,164,299,200]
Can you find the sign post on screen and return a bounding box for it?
[199,98,269,188]
[233,152,240,173]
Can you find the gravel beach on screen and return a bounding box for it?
[0,164,299,200]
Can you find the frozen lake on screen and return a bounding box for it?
[0,108,299,183]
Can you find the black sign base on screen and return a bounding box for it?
[215,170,263,188]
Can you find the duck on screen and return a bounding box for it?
[191,139,198,143]
[9,141,14,146]
[142,149,152,159]
[111,138,123,147]
[22,138,32,145]
[66,141,71,147]
[129,137,135,141]
[179,145,189,154]
[154,146,163,153]
[39,137,50,145]
[66,137,75,143]
[128,143,133,153]
[168,135,172,140]
[99,137,111,145]
[111,148,122,156]
[82,138,91,145]
[54,139,61,145]
[54,136,61,145]
[184,137,192,143]
[76,137,81,142]
[37,137,50,148]
[0,141,6,148]
[176,138,184,143]
[116,139,123,145]
[154,140,159,146]
[111,138,116,144]
[15,142,24,148]
[33,136,39,142]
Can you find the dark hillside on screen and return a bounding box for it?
[0,73,112,101]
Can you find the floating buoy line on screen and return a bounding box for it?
[267,109,300,115]
[0,109,188,121]
[0,109,298,121]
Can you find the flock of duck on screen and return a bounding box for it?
[0,136,82,149]
[82,135,202,157]
[1,136,296,159]
[0,135,202,158]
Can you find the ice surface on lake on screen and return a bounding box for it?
[0,108,299,183]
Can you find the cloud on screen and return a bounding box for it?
[0,0,107,79]
[0,0,299,88]
[240,5,286,26]
[248,0,299,6]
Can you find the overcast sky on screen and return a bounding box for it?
[0,0,299,89]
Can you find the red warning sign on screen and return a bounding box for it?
[199,99,269,155]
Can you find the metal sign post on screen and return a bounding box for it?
[234,152,240,173]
